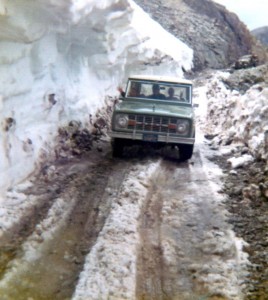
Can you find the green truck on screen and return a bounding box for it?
[110,75,196,160]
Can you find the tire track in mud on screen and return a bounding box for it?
[72,159,161,300]
[136,173,165,300]
[136,153,248,300]
[0,153,130,300]
[0,173,76,280]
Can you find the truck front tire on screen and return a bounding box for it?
[112,138,124,157]
[179,144,194,161]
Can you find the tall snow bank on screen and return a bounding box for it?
[204,71,268,162]
[0,0,193,193]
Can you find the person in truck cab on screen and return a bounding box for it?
[167,87,178,100]
[118,82,144,98]
[148,84,166,100]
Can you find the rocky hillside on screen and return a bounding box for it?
[252,26,268,46]
[134,0,266,71]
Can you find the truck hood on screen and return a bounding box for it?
[115,101,194,118]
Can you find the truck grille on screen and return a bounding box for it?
[128,114,177,134]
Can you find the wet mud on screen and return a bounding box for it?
[0,142,262,299]
[208,153,268,300]
[136,152,245,300]
[0,148,129,299]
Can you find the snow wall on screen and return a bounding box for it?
[0,0,193,194]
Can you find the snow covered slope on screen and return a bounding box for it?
[0,0,193,194]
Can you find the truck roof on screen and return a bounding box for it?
[128,75,192,85]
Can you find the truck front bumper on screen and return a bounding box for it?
[110,131,195,145]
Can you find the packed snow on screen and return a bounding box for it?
[202,71,268,163]
[73,162,160,300]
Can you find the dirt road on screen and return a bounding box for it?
[0,140,248,300]
[136,150,247,300]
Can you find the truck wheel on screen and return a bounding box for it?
[179,144,194,161]
[112,138,124,157]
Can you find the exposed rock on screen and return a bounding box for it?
[252,26,268,46]
[134,0,267,71]
[56,121,93,159]
[3,117,15,131]
[208,153,268,299]
[231,54,259,70]
[223,64,268,93]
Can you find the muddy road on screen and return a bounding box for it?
[0,140,249,300]
[136,150,247,300]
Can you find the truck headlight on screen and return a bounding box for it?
[115,114,129,129]
[177,120,189,135]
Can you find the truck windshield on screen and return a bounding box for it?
[126,80,192,103]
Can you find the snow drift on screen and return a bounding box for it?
[203,71,268,163]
